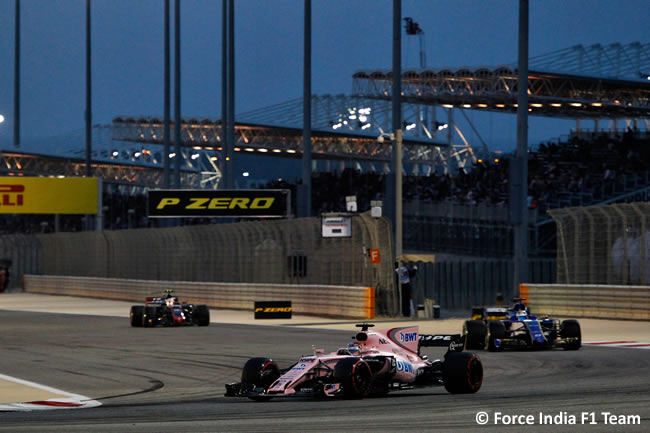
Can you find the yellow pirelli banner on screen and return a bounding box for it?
[0,177,98,214]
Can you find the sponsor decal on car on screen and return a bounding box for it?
[399,332,418,343]
[396,360,414,374]
[292,363,308,370]
[448,339,464,352]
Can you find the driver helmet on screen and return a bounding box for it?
[347,343,361,356]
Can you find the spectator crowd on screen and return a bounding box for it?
[1,129,648,234]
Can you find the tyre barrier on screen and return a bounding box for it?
[22,275,376,320]
[520,283,650,321]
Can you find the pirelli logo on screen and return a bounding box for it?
[0,185,24,207]
[254,301,292,319]
[147,189,290,218]
[0,177,98,214]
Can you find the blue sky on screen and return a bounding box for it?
[0,0,648,156]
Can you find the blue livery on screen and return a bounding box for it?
[464,298,581,351]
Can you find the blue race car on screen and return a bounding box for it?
[463,298,581,351]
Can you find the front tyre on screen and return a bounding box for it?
[130,306,144,327]
[333,357,372,398]
[463,320,487,350]
[142,306,159,327]
[442,352,483,394]
[560,319,581,350]
[487,321,505,352]
[241,357,281,401]
[194,304,210,326]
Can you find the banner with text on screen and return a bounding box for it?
[0,177,98,214]
[148,189,290,218]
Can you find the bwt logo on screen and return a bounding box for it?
[399,332,418,343]
[0,185,24,206]
[396,360,414,374]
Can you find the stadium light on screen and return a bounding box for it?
[0,114,5,123]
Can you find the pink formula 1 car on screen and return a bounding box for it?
[225,323,483,400]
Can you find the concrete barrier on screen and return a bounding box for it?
[23,275,375,320]
[520,283,650,320]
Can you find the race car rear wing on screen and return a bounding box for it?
[418,334,465,354]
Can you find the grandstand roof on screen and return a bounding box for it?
[352,67,650,119]
[353,42,650,119]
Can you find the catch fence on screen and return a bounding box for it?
[0,213,399,315]
[549,203,650,285]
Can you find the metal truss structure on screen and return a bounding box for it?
[0,151,201,190]
[528,42,650,81]
[7,42,647,191]
[352,42,650,120]
[111,93,463,185]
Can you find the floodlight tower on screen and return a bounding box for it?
[404,17,426,68]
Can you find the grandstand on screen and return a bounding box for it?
[1,42,649,269]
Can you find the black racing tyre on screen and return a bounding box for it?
[471,307,486,320]
[333,357,372,398]
[463,320,487,350]
[560,319,581,350]
[241,357,281,401]
[442,352,483,394]
[130,306,144,327]
[487,320,506,352]
[194,305,210,326]
[142,306,159,327]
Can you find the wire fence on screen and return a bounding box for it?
[549,203,650,285]
[1,214,399,315]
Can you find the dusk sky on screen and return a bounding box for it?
[0,0,648,156]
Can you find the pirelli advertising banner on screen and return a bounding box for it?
[0,177,98,214]
[148,189,290,218]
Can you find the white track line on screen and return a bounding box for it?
[584,341,650,349]
[0,373,101,411]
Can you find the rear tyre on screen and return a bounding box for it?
[142,306,159,327]
[241,357,281,401]
[442,352,483,394]
[463,320,487,350]
[194,305,210,326]
[130,306,144,327]
[560,319,581,350]
[333,357,372,398]
[487,321,505,352]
